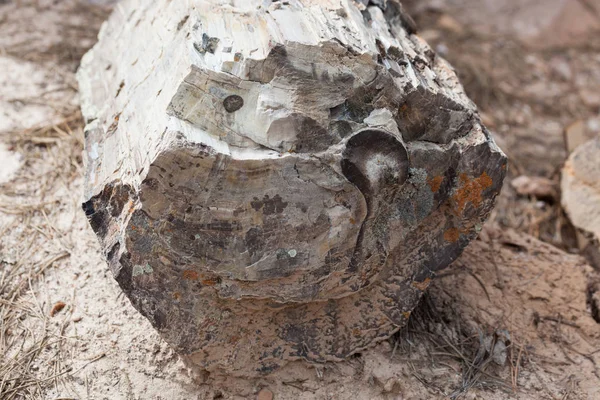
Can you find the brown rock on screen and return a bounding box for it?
[562,137,600,242]
[511,175,557,201]
[564,120,594,154]
[50,301,67,317]
[562,137,600,271]
[580,89,600,109]
[257,388,274,400]
[437,14,464,35]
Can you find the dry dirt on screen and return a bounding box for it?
[1,1,599,399]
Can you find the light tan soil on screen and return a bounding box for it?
[1,1,599,399]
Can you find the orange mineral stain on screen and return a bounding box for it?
[182,269,199,281]
[452,172,493,214]
[201,277,219,286]
[411,277,431,291]
[428,175,443,193]
[127,199,135,213]
[444,227,460,243]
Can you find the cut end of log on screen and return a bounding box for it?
[78,0,506,376]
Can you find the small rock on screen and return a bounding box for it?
[437,14,463,35]
[480,112,496,129]
[492,339,508,366]
[581,237,600,271]
[383,378,402,394]
[510,104,532,126]
[435,43,449,56]
[0,143,21,184]
[483,330,510,366]
[550,58,572,81]
[564,120,593,153]
[562,137,600,242]
[418,29,441,42]
[580,89,600,109]
[257,388,274,400]
[511,175,557,201]
[588,117,600,133]
[50,301,67,317]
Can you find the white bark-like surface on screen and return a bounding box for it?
[78,0,506,375]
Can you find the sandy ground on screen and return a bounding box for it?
[1,1,599,399]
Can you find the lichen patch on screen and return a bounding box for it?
[452,172,493,215]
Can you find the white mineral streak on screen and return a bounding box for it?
[78,0,473,199]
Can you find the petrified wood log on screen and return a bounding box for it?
[78,0,506,375]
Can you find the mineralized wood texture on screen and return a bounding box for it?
[78,0,506,375]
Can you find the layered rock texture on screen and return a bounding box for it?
[78,0,506,375]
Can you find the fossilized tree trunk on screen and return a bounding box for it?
[78,0,506,376]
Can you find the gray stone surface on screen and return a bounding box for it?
[78,0,506,376]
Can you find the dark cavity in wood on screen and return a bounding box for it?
[223,95,244,113]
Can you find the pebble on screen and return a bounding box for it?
[0,143,21,184]
[511,175,557,201]
[437,14,463,35]
[257,388,274,400]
